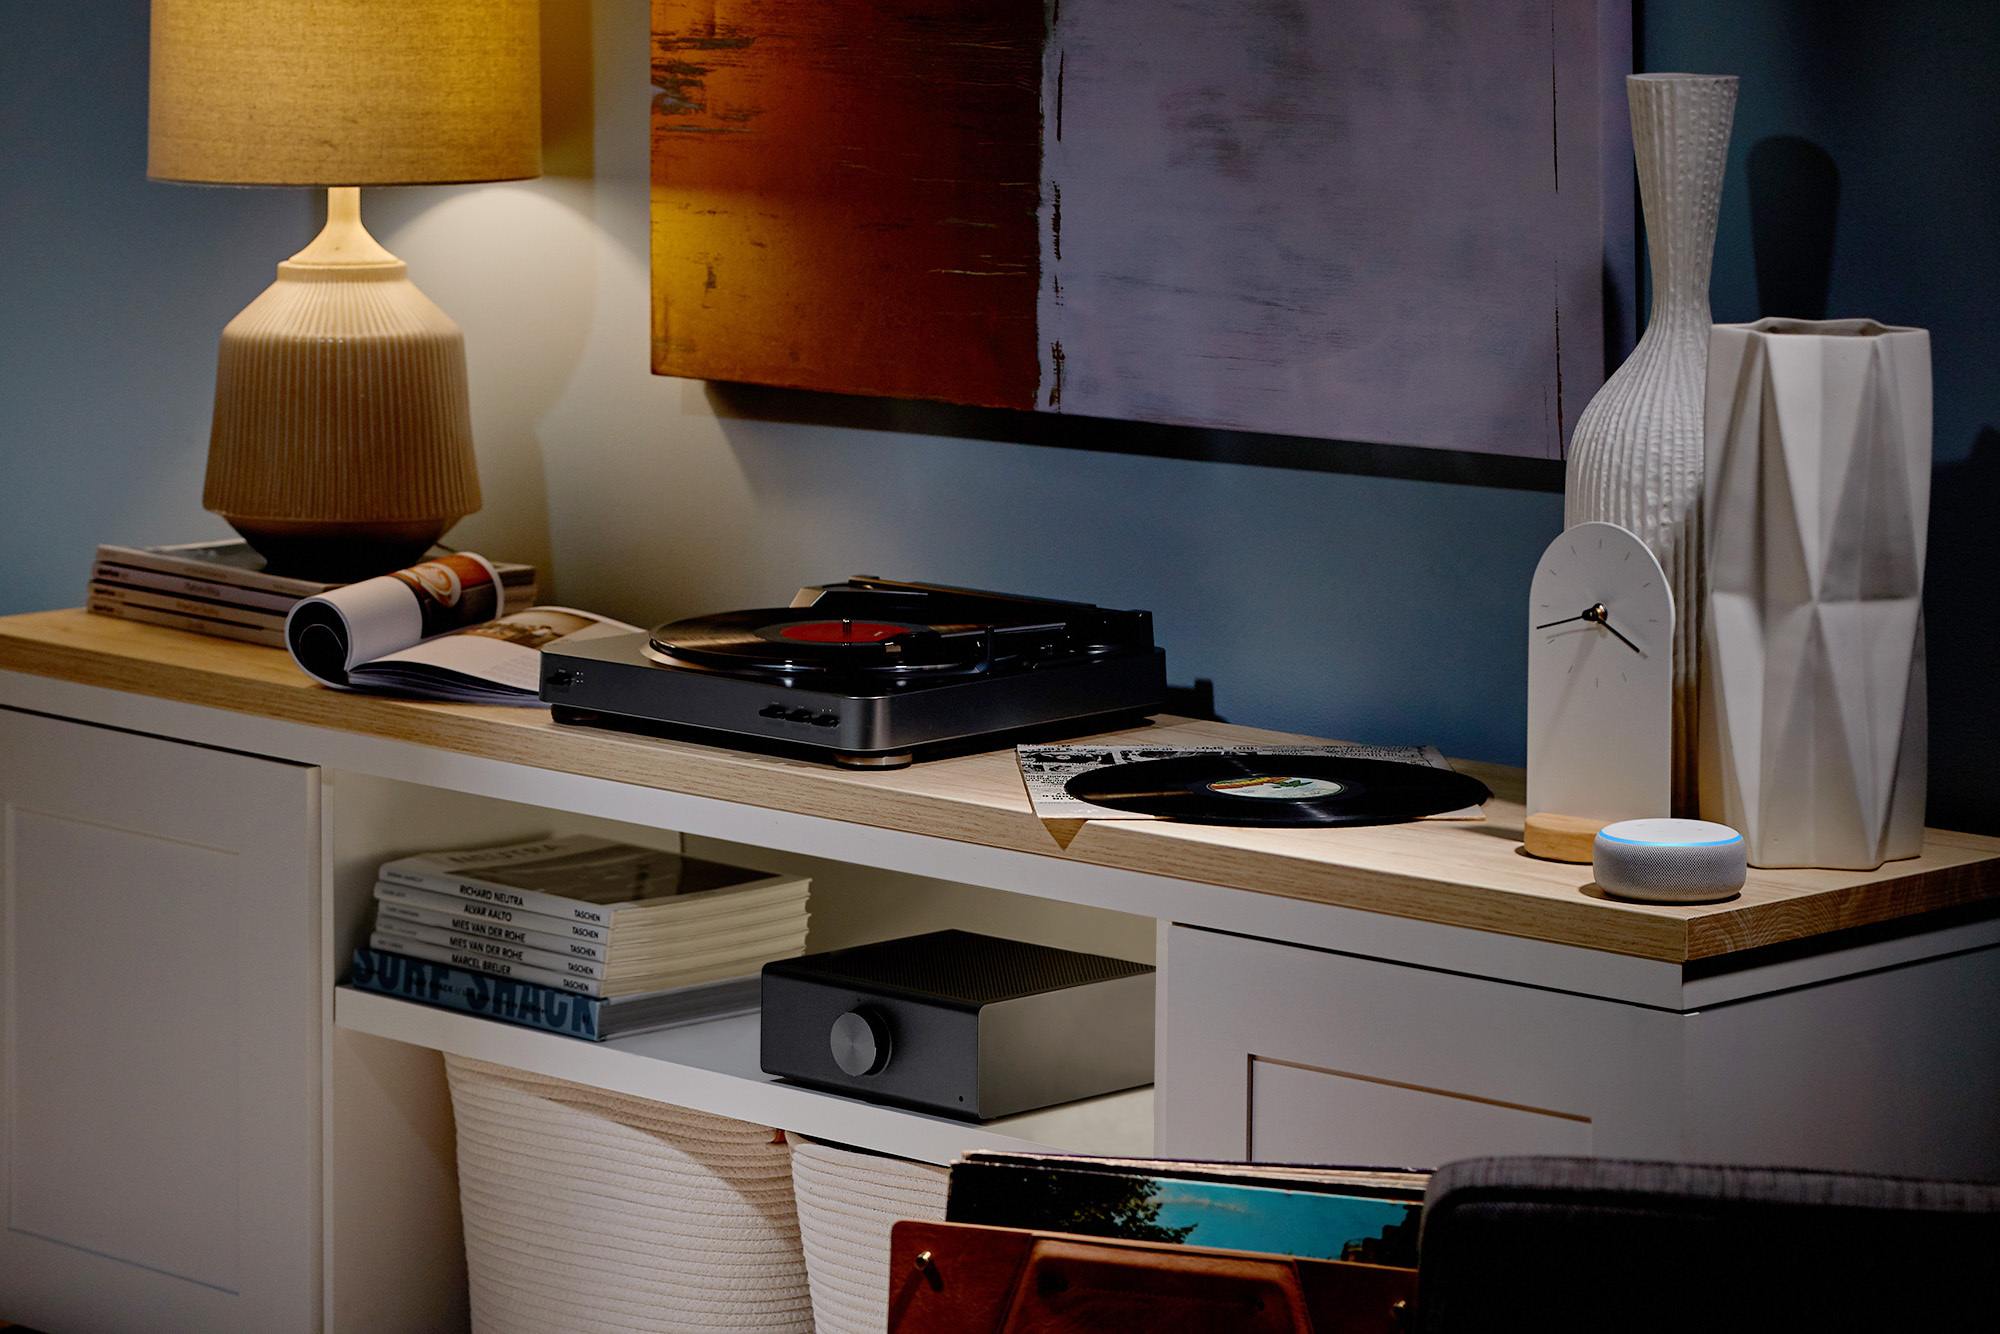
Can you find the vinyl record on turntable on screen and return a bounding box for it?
[649,609,977,675]
[1064,753,1492,827]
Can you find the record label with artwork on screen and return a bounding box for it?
[1206,775,1347,800]
[1061,753,1491,827]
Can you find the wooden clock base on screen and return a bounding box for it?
[1522,812,1612,864]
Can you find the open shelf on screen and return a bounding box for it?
[335,986,1154,1165]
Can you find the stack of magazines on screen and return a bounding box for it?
[349,835,812,1041]
[88,540,537,647]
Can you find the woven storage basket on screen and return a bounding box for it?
[787,1134,951,1334]
[444,1055,813,1334]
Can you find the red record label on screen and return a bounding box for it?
[778,621,909,644]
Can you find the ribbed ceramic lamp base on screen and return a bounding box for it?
[203,250,481,581]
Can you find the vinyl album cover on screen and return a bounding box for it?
[1017,743,1484,823]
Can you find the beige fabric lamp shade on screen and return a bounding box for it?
[148,0,541,580]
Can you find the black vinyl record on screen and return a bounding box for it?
[1065,753,1492,827]
[651,609,986,676]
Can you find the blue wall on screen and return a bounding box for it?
[2,3,1993,832]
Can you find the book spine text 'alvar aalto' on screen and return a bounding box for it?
[348,946,605,1039]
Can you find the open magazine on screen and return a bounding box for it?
[284,553,636,705]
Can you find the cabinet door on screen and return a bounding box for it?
[0,710,319,1332]
[1157,925,1685,1167]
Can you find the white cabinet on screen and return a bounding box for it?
[0,710,320,1333]
[3,612,1998,1330]
[1158,922,2000,1179]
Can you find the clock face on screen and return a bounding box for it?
[1525,522,1674,823]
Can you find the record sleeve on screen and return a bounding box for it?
[1018,743,1487,824]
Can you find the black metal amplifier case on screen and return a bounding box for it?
[760,929,1155,1120]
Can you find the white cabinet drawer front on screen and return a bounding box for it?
[1160,925,1682,1166]
[0,709,319,1333]
[1249,1058,1592,1165]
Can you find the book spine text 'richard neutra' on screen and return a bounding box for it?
[378,860,615,926]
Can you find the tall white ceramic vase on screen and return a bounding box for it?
[1566,73,1738,816]
[1700,318,1930,869]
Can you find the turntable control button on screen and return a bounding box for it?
[811,714,840,727]
[785,708,816,723]
[759,704,790,718]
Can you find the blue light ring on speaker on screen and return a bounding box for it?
[1597,829,1741,848]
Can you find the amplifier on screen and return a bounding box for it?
[760,929,1155,1120]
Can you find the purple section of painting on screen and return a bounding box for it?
[1040,0,1610,457]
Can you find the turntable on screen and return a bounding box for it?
[539,578,1168,768]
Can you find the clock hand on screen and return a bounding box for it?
[1595,616,1644,655]
[1537,602,1611,631]
[1535,603,1646,654]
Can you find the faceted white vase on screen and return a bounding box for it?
[1566,74,1738,816]
[1700,318,1931,869]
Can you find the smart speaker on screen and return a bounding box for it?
[1593,818,1747,903]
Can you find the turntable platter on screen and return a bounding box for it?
[650,609,990,675]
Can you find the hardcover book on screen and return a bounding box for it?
[83,590,286,648]
[94,540,536,603]
[373,879,611,942]
[346,946,760,1041]
[369,918,809,997]
[373,885,812,969]
[88,540,538,647]
[374,895,613,961]
[370,929,598,995]
[87,579,288,629]
[373,919,609,980]
[377,835,809,929]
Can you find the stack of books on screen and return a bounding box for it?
[349,834,812,1040]
[88,540,537,647]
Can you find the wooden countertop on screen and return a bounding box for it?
[4,608,1996,964]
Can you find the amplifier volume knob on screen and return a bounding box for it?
[829,1007,893,1076]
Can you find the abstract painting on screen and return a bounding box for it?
[652,0,1623,459]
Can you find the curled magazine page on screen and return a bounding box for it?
[285,552,502,687]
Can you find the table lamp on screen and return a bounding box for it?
[148,0,541,580]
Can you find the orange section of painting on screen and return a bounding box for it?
[650,0,1044,410]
